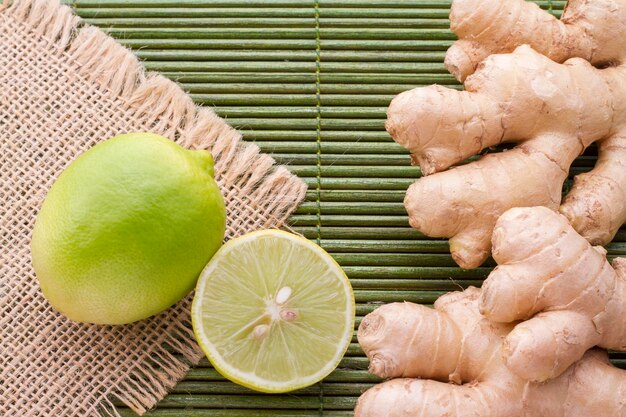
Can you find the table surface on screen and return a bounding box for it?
[63,0,625,415]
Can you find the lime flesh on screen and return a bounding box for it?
[31,133,226,324]
[191,230,355,393]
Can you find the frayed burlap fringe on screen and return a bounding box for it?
[0,0,307,415]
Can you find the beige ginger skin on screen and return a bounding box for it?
[387,0,626,268]
[481,206,626,382]
[356,286,626,417]
[445,0,626,82]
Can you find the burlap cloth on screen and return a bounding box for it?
[0,0,307,415]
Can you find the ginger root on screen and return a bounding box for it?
[393,45,626,268]
[445,0,626,82]
[388,0,626,268]
[356,287,626,417]
[561,135,626,244]
[479,206,626,382]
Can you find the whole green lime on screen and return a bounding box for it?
[31,133,226,325]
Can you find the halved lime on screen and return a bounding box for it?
[191,229,355,393]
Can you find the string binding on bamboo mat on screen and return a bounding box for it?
[0,0,306,415]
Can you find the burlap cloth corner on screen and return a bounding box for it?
[0,0,307,415]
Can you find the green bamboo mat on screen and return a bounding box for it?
[62,0,626,415]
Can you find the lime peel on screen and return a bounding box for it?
[31,133,226,324]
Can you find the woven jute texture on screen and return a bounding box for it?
[0,0,307,415]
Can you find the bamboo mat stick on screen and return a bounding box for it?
[66,0,566,7]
